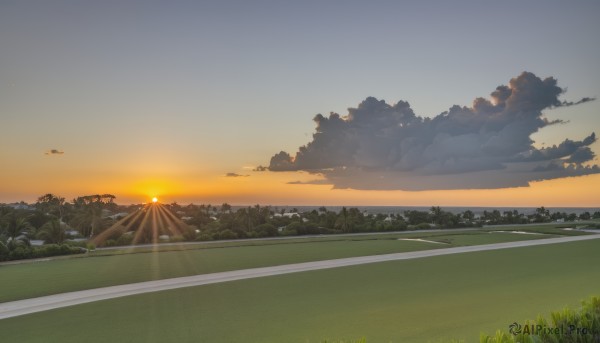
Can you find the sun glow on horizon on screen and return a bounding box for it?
[152,197,158,203]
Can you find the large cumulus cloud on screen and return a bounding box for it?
[266,72,598,190]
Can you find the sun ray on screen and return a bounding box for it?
[91,207,144,246]
[157,209,179,237]
[159,204,191,232]
[154,205,171,238]
[156,205,184,237]
[90,201,193,247]
[132,205,152,245]
[151,204,159,245]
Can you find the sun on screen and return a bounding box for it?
[152,197,158,203]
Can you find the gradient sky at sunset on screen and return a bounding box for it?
[1,1,599,206]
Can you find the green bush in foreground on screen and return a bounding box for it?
[481,296,600,343]
[0,243,85,261]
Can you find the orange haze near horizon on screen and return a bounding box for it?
[2,170,599,208]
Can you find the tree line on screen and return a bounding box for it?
[0,193,123,261]
[1,194,599,260]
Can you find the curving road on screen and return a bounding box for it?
[1,234,599,320]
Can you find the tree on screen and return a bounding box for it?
[37,219,66,244]
[462,210,475,222]
[336,207,349,232]
[1,214,33,250]
[534,206,550,223]
[71,203,104,238]
[220,203,232,214]
[404,210,431,226]
[36,193,65,221]
[430,206,443,225]
[235,207,254,233]
[70,194,118,238]
[169,202,183,213]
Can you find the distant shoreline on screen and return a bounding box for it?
[229,205,599,215]
[3,202,598,215]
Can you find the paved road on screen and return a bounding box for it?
[1,234,599,320]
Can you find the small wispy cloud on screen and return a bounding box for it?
[559,97,596,107]
[287,179,330,185]
[224,172,249,177]
[45,149,64,155]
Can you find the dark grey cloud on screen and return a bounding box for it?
[513,133,596,162]
[253,165,269,172]
[566,147,596,164]
[266,72,598,190]
[269,151,296,171]
[45,149,64,155]
[224,173,249,177]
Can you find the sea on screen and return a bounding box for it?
[231,206,599,216]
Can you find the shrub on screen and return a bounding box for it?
[9,246,31,260]
[63,240,88,248]
[116,234,133,246]
[416,223,431,230]
[480,296,600,343]
[281,228,297,236]
[254,223,278,237]
[103,239,117,247]
[32,244,83,258]
[197,233,215,241]
[182,227,197,241]
[0,244,85,261]
[218,229,237,240]
[169,235,185,243]
[0,243,9,259]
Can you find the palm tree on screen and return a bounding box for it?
[1,215,33,250]
[37,219,66,244]
[71,204,103,238]
[336,207,349,232]
[430,206,443,225]
[235,208,253,232]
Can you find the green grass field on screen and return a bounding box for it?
[0,239,598,342]
[0,228,576,303]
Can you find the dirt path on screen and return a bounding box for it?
[1,234,598,320]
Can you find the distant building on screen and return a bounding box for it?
[107,212,129,220]
[6,203,35,211]
[273,212,300,218]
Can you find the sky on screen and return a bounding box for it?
[1,0,599,206]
